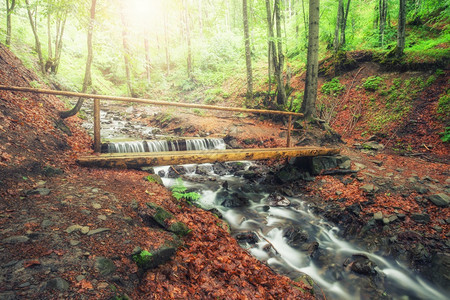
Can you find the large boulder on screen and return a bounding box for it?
[217,190,250,207]
[283,225,309,248]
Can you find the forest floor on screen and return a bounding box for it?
[1,41,449,299]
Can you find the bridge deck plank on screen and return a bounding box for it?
[77,147,340,169]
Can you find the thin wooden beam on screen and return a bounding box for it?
[77,147,340,169]
[287,115,292,147]
[0,85,304,117]
[93,98,101,153]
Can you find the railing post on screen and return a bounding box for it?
[93,98,101,153]
[286,115,292,147]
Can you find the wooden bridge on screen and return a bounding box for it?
[0,85,340,169]
[77,146,340,169]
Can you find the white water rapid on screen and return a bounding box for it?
[154,161,448,300]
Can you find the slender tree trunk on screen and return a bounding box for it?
[340,0,351,47]
[47,4,53,62]
[6,0,16,47]
[274,0,287,106]
[120,6,133,97]
[144,33,151,85]
[164,10,170,75]
[243,0,253,103]
[60,0,96,119]
[265,0,276,104]
[183,0,193,79]
[301,0,308,46]
[334,0,343,52]
[25,0,45,73]
[379,0,388,47]
[396,0,406,56]
[301,0,320,118]
[53,15,67,74]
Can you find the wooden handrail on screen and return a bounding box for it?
[0,85,303,152]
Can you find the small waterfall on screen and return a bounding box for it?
[107,138,226,153]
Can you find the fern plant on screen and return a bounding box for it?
[171,178,200,201]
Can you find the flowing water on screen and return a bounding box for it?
[153,161,448,300]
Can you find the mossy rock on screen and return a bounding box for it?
[168,221,190,237]
[146,202,173,227]
[132,247,177,271]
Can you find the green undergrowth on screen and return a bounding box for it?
[171,178,200,203]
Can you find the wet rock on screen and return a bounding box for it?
[411,213,430,224]
[411,243,431,263]
[95,257,116,276]
[353,163,367,171]
[424,252,450,292]
[235,232,259,244]
[46,277,69,291]
[26,188,51,196]
[349,254,377,275]
[218,191,250,208]
[427,193,450,207]
[167,166,187,178]
[213,162,229,176]
[196,165,213,175]
[276,164,313,183]
[168,222,190,237]
[3,235,30,244]
[309,156,350,175]
[300,242,319,258]
[283,225,309,248]
[42,166,64,177]
[339,159,351,169]
[207,208,222,218]
[41,219,53,228]
[267,193,290,207]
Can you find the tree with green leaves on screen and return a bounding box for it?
[59,0,96,119]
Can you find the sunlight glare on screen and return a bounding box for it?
[124,0,163,28]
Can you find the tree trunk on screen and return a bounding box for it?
[333,0,343,52]
[144,33,151,85]
[120,6,133,97]
[274,0,287,106]
[164,10,170,75]
[265,0,276,104]
[184,0,193,79]
[396,0,406,56]
[301,0,308,46]
[379,0,388,47]
[25,0,45,73]
[243,0,253,103]
[6,0,16,47]
[340,0,351,47]
[59,0,96,119]
[301,0,320,118]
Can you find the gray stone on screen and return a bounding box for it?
[339,160,351,169]
[408,177,418,183]
[427,194,450,207]
[370,160,383,166]
[87,228,110,236]
[36,188,51,196]
[76,275,85,282]
[98,215,107,221]
[70,240,80,246]
[432,226,443,233]
[374,212,383,221]
[414,186,429,194]
[95,257,116,276]
[3,235,29,244]
[353,163,367,171]
[65,225,82,233]
[0,292,16,300]
[92,203,101,209]
[81,226,90,234]
[360,184,378,193]
[134,247,176,271]
[362,141,384,151]
[91,188,99,193]
[411,213,430,224]
[388,215,398,223]
[46,278,69,291]
[18,282,30,288]
[41,219,53,228]
[382,217,390,225]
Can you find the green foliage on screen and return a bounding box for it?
[321,77,345,96]
[437,91,450,117]
[439,127,450,143]
[132,250,153,268]
[171,178,200,202]
[363,76,384,91]
[290,92,303,112]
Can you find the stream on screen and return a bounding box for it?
[82,107,448,300]
[152,161,447,300]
